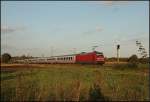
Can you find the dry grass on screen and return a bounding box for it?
[1,63,149,101]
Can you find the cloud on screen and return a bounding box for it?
[83,26,103,35]
[1,25,26,33]
[96,26,103,32]
[101,1,129,6]
[87,1,140,6]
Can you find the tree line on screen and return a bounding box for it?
[1,53,149,64]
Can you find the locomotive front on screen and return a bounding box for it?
[95,52,105,65]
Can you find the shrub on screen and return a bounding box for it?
[138,58,149,64]
[1,53,11,63]
[127,55,139,68]
[113,63,138,70]
[88,83,109,101]
[127,62,138,68]
[128,55,138,63]
[113,64,127,70]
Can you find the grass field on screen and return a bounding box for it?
[1,63,149,101]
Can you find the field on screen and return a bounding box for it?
[1,63,149,101]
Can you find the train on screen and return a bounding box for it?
[14,51,105,65]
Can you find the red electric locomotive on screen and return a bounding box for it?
[76,51,105,65]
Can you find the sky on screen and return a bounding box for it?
[1,1,149,57]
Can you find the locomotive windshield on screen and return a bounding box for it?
[96,52,103,56]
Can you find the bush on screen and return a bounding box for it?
[112,55,139,69]
[88,83,109,101]
[113,64,128,70]
[127,62,138,68]
[128,55,138,63]
[113,63,138,70]
[138,58,149,64]
[1,53,11,63]
[127,55,139,68]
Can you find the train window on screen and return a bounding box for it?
[96,52,103,56]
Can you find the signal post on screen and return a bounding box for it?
[117,44,120,63]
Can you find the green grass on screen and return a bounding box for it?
[1,64,149,101]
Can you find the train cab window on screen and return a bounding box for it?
[96,52,103,56]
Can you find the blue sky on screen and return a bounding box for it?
[1,1,149,57]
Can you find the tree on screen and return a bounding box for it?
[136,40,147,58]
[128,54,138,63]
[2,53,11,63]
[128,54,138,68]
[21,54,26,59]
